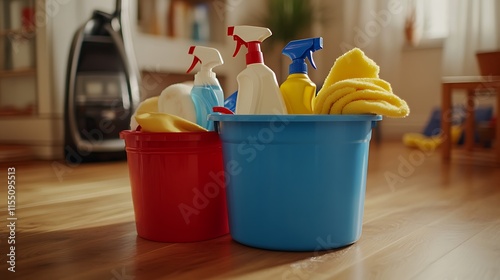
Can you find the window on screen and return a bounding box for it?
[407,0,449,46]
[416,0,449,39]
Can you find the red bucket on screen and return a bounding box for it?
[120,130,228,242]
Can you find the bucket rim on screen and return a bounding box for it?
[208,114,382,122]
[120,130,219,141]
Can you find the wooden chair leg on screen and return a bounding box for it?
[465,90,475,152]
[496,87,500,163]
[441,84,452,161]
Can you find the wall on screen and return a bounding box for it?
[45,0,457,150]
[386,45,443,138]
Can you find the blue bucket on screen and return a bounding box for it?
[208,114,382,251]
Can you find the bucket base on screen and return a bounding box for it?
[137,232,228,243]
[232,235,361,252]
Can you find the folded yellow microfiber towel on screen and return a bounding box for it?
[313,48,409,117]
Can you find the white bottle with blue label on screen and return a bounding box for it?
[187,46,224,130]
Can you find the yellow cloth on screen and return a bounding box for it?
[402,133,442,152]
[313,48,409,117]
[402,126,463,151]
[130,96,159,130]
[135,112,207,133]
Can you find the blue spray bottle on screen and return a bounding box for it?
[187,46,224,130]
[280,37,323,114]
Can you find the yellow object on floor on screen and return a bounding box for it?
[402,133,443,151]
[135,112,208,133]
[313,48,409,117]
[402,126,463,151]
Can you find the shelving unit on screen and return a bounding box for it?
[0,0,37,116]
[0,0,59,160]
[133,0,231,95]
[137,0,226,44]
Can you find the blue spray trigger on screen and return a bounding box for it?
[306,50,317,70]
[282,37,323,74]
[224,91,238,113]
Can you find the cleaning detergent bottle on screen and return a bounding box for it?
[227,26,287,114]
[280,37,323,114]
[187,45,224,130]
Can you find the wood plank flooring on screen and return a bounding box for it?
[0,142,499,279]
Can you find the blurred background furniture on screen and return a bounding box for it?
[441,51,500,164]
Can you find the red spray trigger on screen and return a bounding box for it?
[232,35,247,57]
[227,26,269,64]
[228,27,247,57]
[187,46,200,73]
[187,57,201,73]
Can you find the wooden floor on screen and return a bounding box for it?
[1,142,499,279]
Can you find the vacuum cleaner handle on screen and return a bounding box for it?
[93,0,123,24]
[115,0,122,17]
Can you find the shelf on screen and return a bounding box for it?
[0,68,36,78]
[0,103,35,116]
[137,0,226,44]
[0,110,35,117]
[0,28,36,38]
[0,111,35,117]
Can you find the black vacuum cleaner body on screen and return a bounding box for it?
[64,0,140,163]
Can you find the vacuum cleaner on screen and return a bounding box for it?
[64,0,140,163]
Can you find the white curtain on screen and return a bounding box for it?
[443,0,500,76]
[340,0,406,80]
[341,0,500,76]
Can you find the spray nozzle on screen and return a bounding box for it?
[282,37,323,74]
[227,26,247,57]
[227,25,272,65]
[186,46,223,74]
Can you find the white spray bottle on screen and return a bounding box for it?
[227,26,287,115]
[186,46,224,130]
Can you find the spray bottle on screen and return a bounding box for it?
[280,37,323,114]
[227,26,287,114]
[186,45,224,130]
